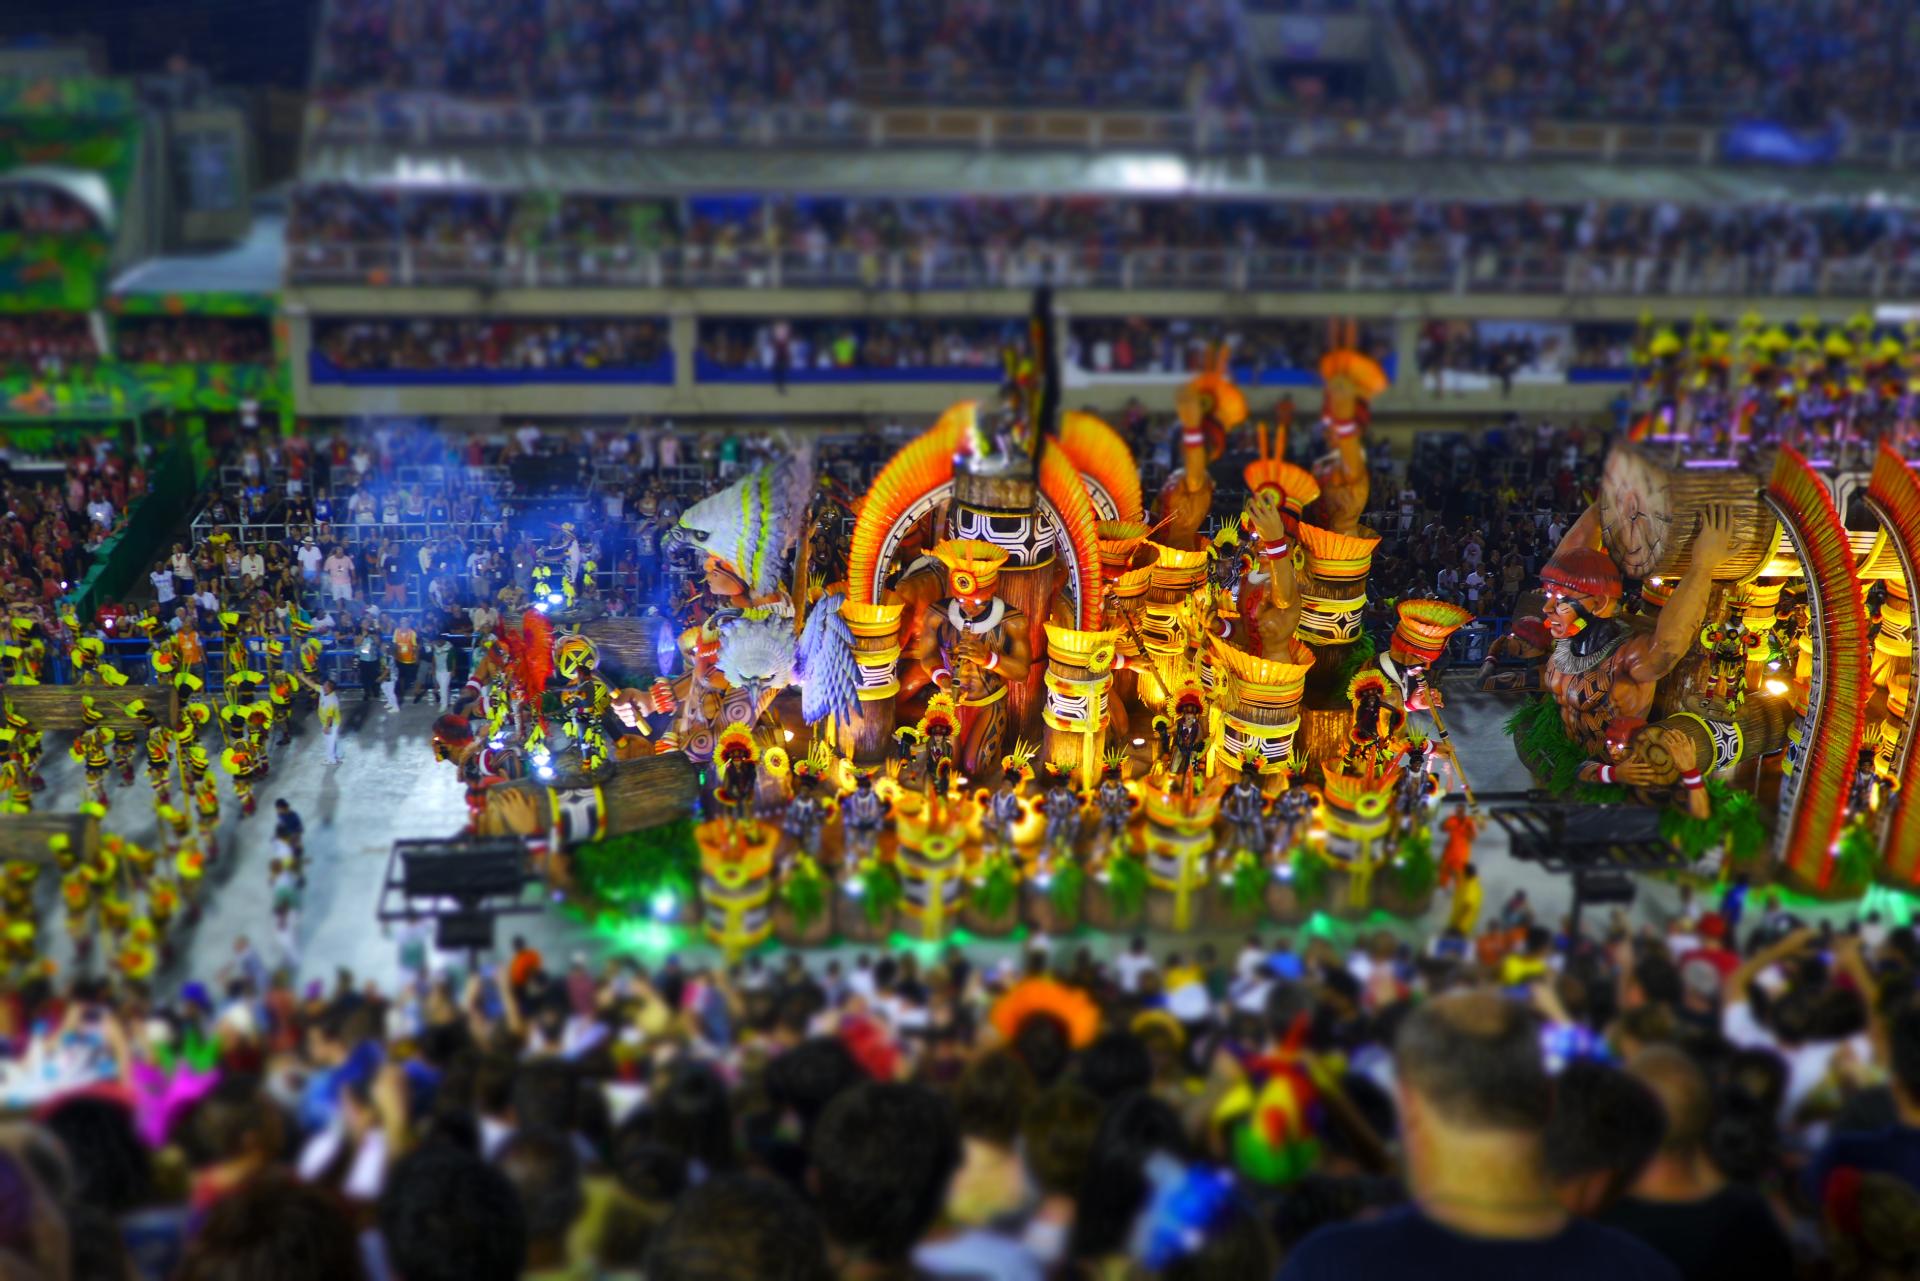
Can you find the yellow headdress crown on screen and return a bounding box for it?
[931,538,1009,600]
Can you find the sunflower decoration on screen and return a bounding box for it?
[762,745,790,780]
[990,977,1101,1049]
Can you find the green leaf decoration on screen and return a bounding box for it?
[1834,820,1879,892]
[1048,860,1086,923]
[1289,845,1327,903]
[1504,695,1627,802]
[1396,826,1437,899]
[780,863,827,929]
[969,854,1020,920]
[856,860,902,925]
[1227,852,1266,914]
[572,818,697,911]
[1330,632,1379,695]
[1657,778,1771,864]
[1104,853,1148,918]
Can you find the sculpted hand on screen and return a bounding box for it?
[1613,757,1666,788]
[1691,504,1736,573]
[1662,727,1697,774]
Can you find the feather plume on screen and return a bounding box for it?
[715,617,797,704]
[796,590,861,725]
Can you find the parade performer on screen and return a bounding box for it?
[715,723,760,837]
[1040,767,1083,859]
[1446,862,1483,936]
[1395,739,1439,836]
[1091,756,1137,858]
[1439,805,1479,889]
[841,771,889,861]
[1342,672,1405,772]
[983,751,1032,858]
[1269,776,1319,857]
[1220,758,1270,856]
[1153,684,1209,793]
[782,759,833,860]
[908,540,1032,776]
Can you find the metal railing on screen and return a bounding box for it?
[285,240,1920,299]
[301,94,1920,171]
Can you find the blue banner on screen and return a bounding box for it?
[1722,122,1842,167]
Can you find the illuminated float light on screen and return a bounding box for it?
[1132,738,1146,747]
[845,880,864,898]
[548,593,565,606]
[535,602,551,615]
[650,890,677,919]
[1033,873,1053,890]
[1764,679,1789,696]
[536,765,554,780]
[1274,862,1295,882]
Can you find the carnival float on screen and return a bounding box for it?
[8,304,1918,970]
[381,305,1919,952]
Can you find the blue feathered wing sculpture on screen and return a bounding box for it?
[795,590,860,726]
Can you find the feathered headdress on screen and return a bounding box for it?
[920,692,958,736]
[676,441,815,597]
[715,615,798,703]
[990,977,1100,1048]
[716,722,756,761]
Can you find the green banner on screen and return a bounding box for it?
[0,77,137,120]
[0,231,108,311]
[108,291,278,318]
[0,361,290,420]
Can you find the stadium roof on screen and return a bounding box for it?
[109,212,283,298]
[301,142,1920,207]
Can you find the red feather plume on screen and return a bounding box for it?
[517,610,554,695]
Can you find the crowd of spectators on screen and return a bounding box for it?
[0,870,1916,1280]
[0,186,101,237]
[0,437,144,613]
[869,0,1250,110]
[0,316,100,378]
[698,319,1024,377]
[114,319,276,367]
[1362,419,1597,627]
[314,320,668,374]
[314,0,857,113]
[288,187,1920,293]
[1398,0,1917,129]
[1073,319,1388,378]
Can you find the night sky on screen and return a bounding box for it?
[1,0,322,89]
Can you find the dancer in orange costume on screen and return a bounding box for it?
[1438,805,1479,889]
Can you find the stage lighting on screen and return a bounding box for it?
[650,890,677,918]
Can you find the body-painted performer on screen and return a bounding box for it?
[907,540,1032,777]
[1541,506,1734,759]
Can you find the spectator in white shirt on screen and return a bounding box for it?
[150,568,175,604]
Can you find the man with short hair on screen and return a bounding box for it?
[1601,1046,1794,1281]
[810,1083,961,1276]
[1279,990,1679,1280]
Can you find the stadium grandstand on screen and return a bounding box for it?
[5,4,1920,1281]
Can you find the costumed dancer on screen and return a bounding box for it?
[840,771,890,862]
[782,759,833,861]
[1220,758,1269,856]
[1040,767,1083,860]
[1394,739,1438,836]
[715,722,760,841]
[1153,684,1209,796]
[1091,755,1137,859]
[983,752,1032,859]
[1342,672,1404,773]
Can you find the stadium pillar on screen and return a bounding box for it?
[1392,314,1421,392]
[671,313,697,391]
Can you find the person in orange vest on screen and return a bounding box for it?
[1438,804,1479,890]
[392,614,422,704]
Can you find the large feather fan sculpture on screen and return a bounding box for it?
[676,441,816,597]
[795,590,859,725]
[715,616,798,707]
